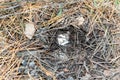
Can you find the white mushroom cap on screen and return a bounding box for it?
[57,32,69,46]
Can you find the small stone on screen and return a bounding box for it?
[24,68,29,74]
[29,61,35,68]
[21,60,27,66]
[30,70,37,76]
[18,67,25,74]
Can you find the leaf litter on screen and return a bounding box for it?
[0,0,120,80]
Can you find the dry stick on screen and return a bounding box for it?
[0,10,30,19]
[97,8,113,60]
[37,60,56,80]
[2,58,19,79]
[0,5,41,19]
[91,39,103,59]
[0,1,82,19]
[18,39,44,51]
[23,47,56,80]
[27,71,35,80]
[0,41,17,54]
[110,55,120,63]
[83,61,89,73]
[86,11,99,37]
[0,5,20,10]
[90,60,109,70]
[42,3,83,33]
[86,0,109,36]
[43,5,81,28]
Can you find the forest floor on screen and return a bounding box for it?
[0,0,120,80]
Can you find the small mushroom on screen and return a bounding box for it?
[57,32,70,46]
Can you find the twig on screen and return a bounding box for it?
[90,60,109,70]
[110,55,120,63]
[0,10,30,19]
[0,5,20,10]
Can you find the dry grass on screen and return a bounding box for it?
[0,0,120,80]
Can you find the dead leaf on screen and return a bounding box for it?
[24,23,35,39]
[76,16,85,26]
